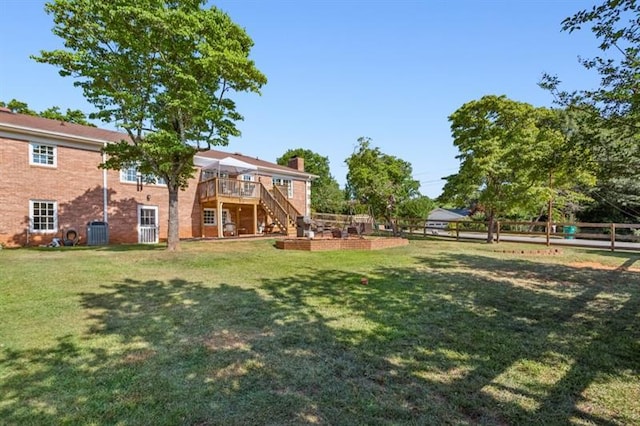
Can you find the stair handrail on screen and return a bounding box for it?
[259,183,289,232]
[272,185,302,224]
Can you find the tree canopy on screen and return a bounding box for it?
[345,137,420,235]
[541,0,639,137]
[276,148,345,214]
[540,0,640,223]
[397,196,436,220]
[34,0,266,250]
[1,99,95,126]
[572,110,640,222]
[439,95,595,242]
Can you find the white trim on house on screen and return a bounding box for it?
[0,128,110,152]
[29,142,57,167]
[102,145,108,223]
[203,208,231,226]
[256,165,316,180]
[119,165,167,186]
[137,205,159,244]
[272,176,293,198]
[29,199,58,233]
[306,180,312,216]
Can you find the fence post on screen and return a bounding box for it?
[456,222,460,241]
[546,219,551,246]
[496,221,501,243]
[611,223,615,252]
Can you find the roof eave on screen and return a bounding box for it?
[0,122,121,147]
[256,165,319,180]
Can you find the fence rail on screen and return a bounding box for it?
[314,214,639,252]
[421,219,640,252]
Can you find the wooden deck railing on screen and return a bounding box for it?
[198,178,217,200]
[197,178,295,234]
[198,178,259,200]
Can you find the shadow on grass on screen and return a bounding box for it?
[588,250,640,271]
[257,254,639,425]
[1,254,638,424]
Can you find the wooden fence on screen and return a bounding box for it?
[420,219,640,252]
[310,213,639,251]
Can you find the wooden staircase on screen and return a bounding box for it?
[258,184,301,236]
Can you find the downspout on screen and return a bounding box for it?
[102,144,108,222]
[306,178,312,216]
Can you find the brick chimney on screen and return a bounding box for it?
[288,156,304,172]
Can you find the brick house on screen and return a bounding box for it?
[0,108,315,247]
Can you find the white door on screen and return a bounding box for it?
[138,205,159,243]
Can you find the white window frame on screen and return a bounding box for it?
[120,165,166,186]
[272,176,293,198]
[242,174,254,196]
[120,166,138,183]
[203,208,231,226]
[29,200,58,233]
[201,169,216,181]
[222,208,231,225]
[29,143,57,167]
[203,208,216,226]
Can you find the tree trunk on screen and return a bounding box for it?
[486,209,495,244]
[167,184,181,251]
[385,214,399,237]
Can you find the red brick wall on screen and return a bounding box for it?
[290,180,308,216]
[275,237,409,251]
[0,136,202,247]
[102,170,201,244]
[0,134,306,247]
[0,137,105,246]
[258,174,308,216]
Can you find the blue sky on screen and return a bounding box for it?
[0,0,603,198]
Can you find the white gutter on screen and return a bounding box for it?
[0,123,118,148]
[254,165,319,180]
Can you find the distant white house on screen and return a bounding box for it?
[425,208,471,231]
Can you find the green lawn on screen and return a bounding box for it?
[1,239,638,425]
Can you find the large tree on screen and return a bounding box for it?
[345,137,420,235]
[540,0,640,223]
[439,95,595,243]
[34,0,266,251]
[541,0,639,140]
[1,99,95,126]
[276,148,345,214]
